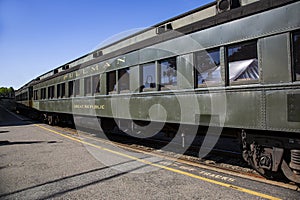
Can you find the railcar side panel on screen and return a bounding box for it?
[266,89,300,132]
[260,33,291,84]
[224,90,264,129]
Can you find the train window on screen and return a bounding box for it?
[142,62,156,92]
[92,75,100,95]
[118,68,130,93]
[227,40,258,84]
[47,87,50,99]
[292,31,300,81]
[74,79,80,97]
[33,90,38,100]
[57,84,61,98]
[68,81,74,97]
[84,77,92,96]
[41,88,46,99]
[195,48,221,87]
[20,92,28,101]
[61,83,65,98]
[107,71,117,94]
[57,83,65,98]
[48,86,55,99]
[160,57,177,90]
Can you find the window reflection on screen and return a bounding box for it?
[74,79,80,97]
[42,88,46,99]
[107,71,116,94]
[195,48,221,87]
[57,83,65,98]
[57,84,61,98]
[68,81,74,97]
[142,63,156,92]
[48,86,55,99]
[293,31,300,81]
[118,68,130,93]
[34,90,38,100]
[160,57,177,90]
[84,77,91,96]
[61,83,65,98]
[92,75,100,95]
[227,41,259,83]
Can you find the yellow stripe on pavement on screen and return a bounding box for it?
[35,124,281,200]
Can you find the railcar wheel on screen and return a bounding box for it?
[248,156,285,180]
[47,115,53,125]
[241,130,286,181]
[281,150,300,184]
[53,115,59,125]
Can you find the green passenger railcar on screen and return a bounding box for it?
[16,0,300,183]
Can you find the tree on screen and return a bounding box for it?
[0,87,15,98]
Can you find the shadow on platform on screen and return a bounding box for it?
[0,155,156,199]
[0,140,59,146]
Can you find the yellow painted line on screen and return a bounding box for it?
[35,124,281,200]
[57,129,299,192]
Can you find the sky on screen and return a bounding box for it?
[0,0,212,89]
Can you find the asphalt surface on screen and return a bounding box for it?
[0,104,299,199]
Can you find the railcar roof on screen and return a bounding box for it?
[34,1,217,83]
[19,0,297,89]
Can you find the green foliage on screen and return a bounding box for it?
[0,87,15,98]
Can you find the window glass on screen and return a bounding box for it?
[61,83,65,98]
[118,68,130,92]
[142,63,156,91]
[293,31,300,81]
[51,86,55,99]
[195,48,221,86]
[57,84,61,98]
[48,87,51,99]
[74,79,80,97]
[227,41,258,83]
[48,86,54,99]
[43,88,46,99]
[107,71,116,94]
[160,57,177,89]
[68,81,74,97]
[92,75,100,95]
[41,88,46,99]
[84,77,91,96]
[33,90,38,100]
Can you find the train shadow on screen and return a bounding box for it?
[0,155,158,199]
[0,140,59,146]
[74,125,250,170]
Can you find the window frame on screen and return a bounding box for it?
[57,84,61,98]
[68,81,74,97]
[226,40,259,85]
[292,30,300,82]
[33,90,38,100]
[74,79,80,97]
[41,88,46,100]
[141,62,157,92]
[48,85,55,99]
[107,71,117,95]
[118,68,130,93]
[159,57,177,91]
[92,74,101,96]
[61,83,65,98]
[57,83,66,98]
[194,48,221,88]
[84,76,92,96]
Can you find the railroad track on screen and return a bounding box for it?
[48,124,299,191]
